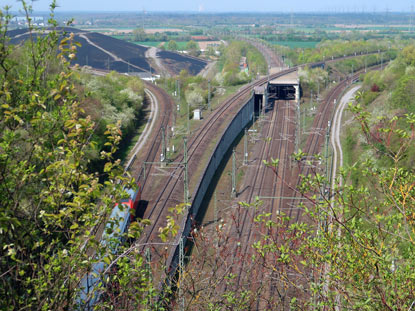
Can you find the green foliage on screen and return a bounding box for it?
[358,45,415,116]
[391,75,415,112]
[132,28,146,42]
[299,67,329,96]
[0,3,160,310]
[186,40,199,51]
[79,72,144,134]
[329,52,395,76]
[218,41,266,86]
[167,39,178,51]
[186,40,200,57]
[75,71,145,167]
[279,38,397,66]
[401,45,415,66]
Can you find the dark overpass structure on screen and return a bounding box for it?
[254,70,300,113]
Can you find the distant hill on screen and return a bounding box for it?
[7,27,208,76]
[156,50,208,76]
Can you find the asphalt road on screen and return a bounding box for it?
[330,84,361,188]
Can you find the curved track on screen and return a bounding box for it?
[208,64,387,309]
[136,69,297,252]
[127,82,174,202]
[135,56,387,294]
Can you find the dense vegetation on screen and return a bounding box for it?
[346,44,415,172]
[77,72,145,153]
[0,3,159,310]
[216,40,267,86]
[3,2,415,310]
[277,38,398,66]
[174,43,415,310]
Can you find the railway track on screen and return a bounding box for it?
[213,79,340,309]
[136,69,296,251]
[207,64,387,309]
[127,82,174,212]
[215,98,296,308]
[239,37,285,69]
[287,67,378,225]
[134,55,387,300]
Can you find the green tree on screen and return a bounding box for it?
[186,40,200,57]
[391,75,415,112]
[186,40,199,51]
[205,45,216,57]
[132,28,146,42]
[0,2,159,310]
[167,39,178,51]
[402,45,415,66]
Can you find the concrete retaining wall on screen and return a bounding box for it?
[166,93,255,274]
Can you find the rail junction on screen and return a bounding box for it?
[121,43,389,306]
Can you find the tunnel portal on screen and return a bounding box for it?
[254,71,301,115]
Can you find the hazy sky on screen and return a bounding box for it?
[0,0,413,12]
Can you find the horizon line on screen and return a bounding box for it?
[10,10,415,15]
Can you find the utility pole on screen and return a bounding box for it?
[214,190,219,256]
[302,107,306,136]
[263,85,268,117]
[214,190,218,226]
[183,138,189,204]
[325,121,331,183]
[296,101,300,153]
[317,81,320,100]
[381,53,383,70]
[161,126,166,162]
[208,80,211,111]
[244,128,248,165]
[351,64,354,84]
[232,148,236,198]
[179,237,185,311]
[145,248,152,308]
[187,101,190,135]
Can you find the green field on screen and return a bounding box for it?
[270,41,320,48]
[110,39,193,49]
[176,41,189,49]
[133,41,191,49]
[133,41,164,47]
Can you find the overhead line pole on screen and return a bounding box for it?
[244,128,248,165]
[184,138,189,204]
[232,148,236,198]
[179,237,185,311]
[208,80,211,111]
[161,126,166,162]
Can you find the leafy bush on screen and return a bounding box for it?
[219,41,266,86]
